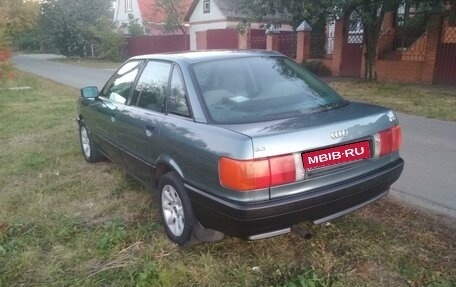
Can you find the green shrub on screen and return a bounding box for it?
[301,60,331,77]
[282,269,330,287]
[96,221,127,251]
[90,17,126,62]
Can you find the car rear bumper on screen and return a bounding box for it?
[186,158,404,239]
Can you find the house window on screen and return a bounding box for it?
[125,0,133,12]
[203,0,210,14]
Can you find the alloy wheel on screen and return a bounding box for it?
[161,184,185,236]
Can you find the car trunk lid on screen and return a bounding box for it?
[221,102,397,158]
[219,102,399,199]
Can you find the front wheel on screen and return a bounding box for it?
[158,172,194,246]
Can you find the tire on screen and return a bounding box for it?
[79,120,104,163]
[158,172,194,246]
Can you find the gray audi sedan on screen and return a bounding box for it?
[77,50,404,246]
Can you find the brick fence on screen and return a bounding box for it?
[126,13,455,85]
[287,13,453,84]
[126,34,189,57]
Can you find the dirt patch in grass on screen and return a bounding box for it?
[0,71,455,286]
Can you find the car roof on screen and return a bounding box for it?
[129,50,283,64]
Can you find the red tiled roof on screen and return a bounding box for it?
[138,0,193,24]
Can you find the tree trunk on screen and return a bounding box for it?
[365,26,379,81]
[363,7,385,81]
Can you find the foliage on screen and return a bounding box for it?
[126,14,145,36]
[31,0,124,59]
[0,51,14,81]
[134,264,160,287]
[90,16,125,61]
[282,269,329,287]
[0,0,39,80]
[0,0,38,82]
[301,61,332,77]
[229,0,449,81]
[0,0,39,48]
[38,0,112,56]
[12,29,42,52]
[154,0,188,34]
[96,221,127,251]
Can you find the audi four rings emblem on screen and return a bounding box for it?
[330,129,349,139]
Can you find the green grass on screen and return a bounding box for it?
[329,80,456,121]
[0,71,455,286]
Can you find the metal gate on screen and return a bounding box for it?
[340,17,364,78]
[250,29,266,50]
[434,24,456,85]
[278,32,297,59]
[206,29,239,49]
[341,32,363,77]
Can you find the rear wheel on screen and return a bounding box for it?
[79,120,104,163]
[158,172,194,246]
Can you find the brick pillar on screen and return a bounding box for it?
[196,31,207,50]
[331,19,344,76]
[238,29,251,49]
[266,33,279,52]
[296,31,311,63]
[421,14,442,84]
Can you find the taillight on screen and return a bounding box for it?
[219,158,270,191]
[378,125,402,156]
[269,155,296,186]
[219,154,302,191]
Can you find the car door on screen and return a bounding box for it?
[85,60,143,165]
[116,60,172,185]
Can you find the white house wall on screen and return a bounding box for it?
[188,0,227,50]
[189,0,226,23]
[187,0,294,50]
[113,0,143,27]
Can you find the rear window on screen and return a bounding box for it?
[191,56,346,124]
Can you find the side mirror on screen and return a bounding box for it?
[81,86,99,98]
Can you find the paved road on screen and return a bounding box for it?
[12,54,456,218]
[391,113,456,218]
[12,54,115,90]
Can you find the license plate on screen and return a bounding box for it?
[302,141,371,169]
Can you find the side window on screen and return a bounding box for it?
[131,61,172,112]
[203,0,210,13]
[168,66,191,117]
[102,61,142,104]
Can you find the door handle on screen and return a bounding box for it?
[145,125,155,137]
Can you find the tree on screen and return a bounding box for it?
[38,0,112,56]
[229,0,449,81]
[344,0,440,80]
[126,14,145,36]
[0,0,39,49]
[89,16,125,61]
[0,0,38,80]
[154,0,189,35]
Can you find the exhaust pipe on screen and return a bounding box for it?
[291,225,312,239]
